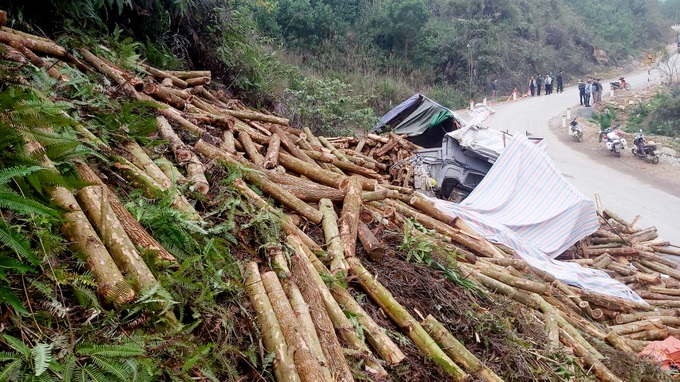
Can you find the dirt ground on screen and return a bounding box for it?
[548,86,680,198]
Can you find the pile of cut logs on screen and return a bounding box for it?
[3,18,680,382]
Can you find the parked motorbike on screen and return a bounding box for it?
[600,126,627,157]
[569,118,583,142]
[632,129,660,164]
[610,77,631,90]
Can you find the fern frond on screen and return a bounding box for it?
[61,354,76,382]
[89,356,131,381]
[0,351,20,361]
[2,334,31,357]
[81,364,109,382]
[0,358,22,381]
[31,343,54,376]
[0,220,39,264]
[0,191,59,218]
[76,343,144,358]
[0,165,46,185]
[0,286,29,315]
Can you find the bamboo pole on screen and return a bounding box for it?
[261,271,327,382]
[345,255,469,380]
[243,263,301,382]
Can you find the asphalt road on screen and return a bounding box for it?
[471,68,680,245]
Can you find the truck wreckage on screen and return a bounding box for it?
[377,94,542,201]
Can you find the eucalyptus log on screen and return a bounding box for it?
[423,315,504,382]
[318,136,349,162]
[305,150,381,179]
[477,266,550,295]
[156,117,209,194]
[649,286,680,296]
[52,183,135,306]
[142,64,188,88]
[164,70,211,79]
[290,253,354,382]
[263,134,281,169]
[654,245,680,257]
[358,221,386,261]
[319,199,347,276]
[154,157,187,185]
[261,272,327,382]
[79,48,137,97]
[228,109,289,126]
[640,259,680,281]
[559,330,623,382]
[288,236,389,377]
[142,81,187,109]
[75,162,176,264]
[195,140,323,224]
[0,30,67,57]
[231,179,323,254]
[0,42,25,62]
[243,263,301,382]
[185,76,211,87]
[270,125,315,164]
[345,255,469,380]
[9,40,63,80]
[270,252,331,380]
[339,176,363,259]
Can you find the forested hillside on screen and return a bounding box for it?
[1,0,673,130]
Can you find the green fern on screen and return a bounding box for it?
[31,343,54,376]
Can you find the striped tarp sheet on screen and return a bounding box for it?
[429,133,645,303]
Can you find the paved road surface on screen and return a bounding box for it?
[470,69,680,245]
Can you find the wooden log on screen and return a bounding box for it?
[156,116,209,194]
[584,247,638,257]
[639,250,677,268]
[221,129,236,154]
[603,208,634,232]
[645,299,680,308]
[279,184,346,203]
[358,221,386,261]
[269,252,331,380]
[195,140,323,224]
[616,311,664,325]
[0,30,66,57]
[423,315,504,382]
[625,328,669,341]
[319,199,347,276]
[9,40,64,80]
[143,81,187,109]
[304,150,381,179]
[164,70,211,79]
[263,134,281,169]
[79,48,137,97]
[228,109,289,126]
[261,271,327,382]
[288,236,389,376]
[628,226,658,244]
[0,42,26,62]
[579,290,652,313]
[237,130,265,166]
[339,176,363,259]
[640,259,680,281]
[609,319,663,336]
[477,266,551,295]
[653,245,680,257]
[243,263,301,382]
[75,162,175,262]
[559,328,623,382]
[345,255,469,380]
[649,286,680,297]
[155,157,187,185]
[142,64,188,88]
[184,76,211,87]
[605,331,634,353]
[289,253,354,382]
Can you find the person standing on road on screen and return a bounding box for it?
[595,78,603,104]
[556,71,564,93]
[578,79,586,105]
[584,79,593,107]
[491,79,498,100]
[536,73,543,96]
[544,74,551,95]
[528,76,536,96]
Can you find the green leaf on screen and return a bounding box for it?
[31,343,54,376]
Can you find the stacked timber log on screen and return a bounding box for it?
[2,23,679,381]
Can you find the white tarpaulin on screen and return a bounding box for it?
[429,133,645,303]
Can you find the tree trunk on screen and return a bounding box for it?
[156,116,209,194]
[319,199,347,276]
[263,134,281,169]
[339,176,363,259]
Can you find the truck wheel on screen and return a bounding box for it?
[440,179,460,201]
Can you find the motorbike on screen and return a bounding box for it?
[610,78,631,90]
[569,118,583,142]
[632,129,660,164]
[600,126,627,157]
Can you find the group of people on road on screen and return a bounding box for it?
[527,72,563,97]
[577,77,603,107]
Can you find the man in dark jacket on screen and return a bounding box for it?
[536,73,543,96]
[556,72,564,93]
[578,79,586,105]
